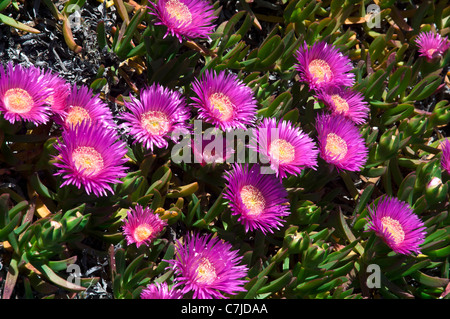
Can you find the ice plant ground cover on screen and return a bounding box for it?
[0,0,449,301]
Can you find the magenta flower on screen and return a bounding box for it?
[121,84,191,152]
[122,204,167,248]
[140,282,183,299]
[39,69,70,115]
[316,87,369,125]
[56,84,115,129]
[441,138,450,175]
[294,41,355,91]
[191,131,235,166]
[53,120,128,197]
[148,0,216,42]
[168,232,248,299]
[223,163,290,234]
[315,113,368,172]
[366,196,426,255]
[249,117,319,179]
[415,31,450,62]
[0,62,52,124]
[191,69,257,132]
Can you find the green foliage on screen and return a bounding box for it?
[0,0,40,34]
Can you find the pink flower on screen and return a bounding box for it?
[441,138,450,175]
[148,0,216,42]
[140,282,183,299]
[0,62,52,124]
[56,84,115,129]
[315,113,368,172]
[191,69,257,132]
[53,120,128,197]
[366,196,426,255]
[121,83,191,151]
[249,117,319,179]
[223,163,290,234]
[122,204,167,248]
[295,41,355,91]
[415,31,450,61]
[39,69,70,115]
[167,232,248,299]
[316,87,369,125]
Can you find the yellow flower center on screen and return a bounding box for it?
[66,106,91,127]
[72,146,104,176]
[133,223,154,242]
[269,139,295,163]
[381,216,405,245]
[3,88,34,113]
[325,133,348,160]
[427,48,437,57]
[209,92,234,121]
[141,111,170,136]
[240,185,266,216]
[196,258,217,285]
[308,59,333,83]
[330,94,349,114]
[165,0,192,25]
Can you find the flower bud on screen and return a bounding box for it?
[425,177,448,205]
[286,231,310,254]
